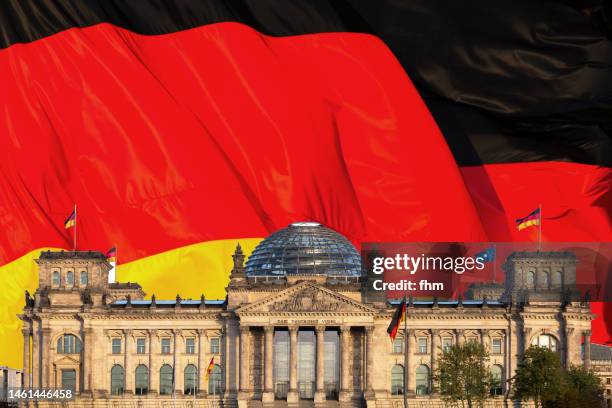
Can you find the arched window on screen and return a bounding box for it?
[415,365,430,395]
[526,271,535,288]
[66,271,74,286]
[490,365,504,395]
[391,364,404,395]
[56,334,82,354]
[541,271,550,289]
[159,364,173,395]
[110,365,124,395]
[184,364,197,395]
[531,334,559,352]
[80,271,88,285]
[135,365,149,395]
[52,271,60,286]
[208,364,222,395]
[552,271,563,288]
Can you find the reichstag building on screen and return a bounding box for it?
[19,222,596,407]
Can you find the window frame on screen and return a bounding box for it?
[136,338,146,354]
[161,338,172,354]
[185,337,196,354]
[210,337,221,354]
[417,337,428,354]
[111,338,122,354]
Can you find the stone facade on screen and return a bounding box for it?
[18,246,597,408]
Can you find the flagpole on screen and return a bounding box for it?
[403,294,408,408]
[538,204,542,252]
[493,243,497,282]
[73,204,77,251]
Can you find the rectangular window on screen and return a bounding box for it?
[161,338,171,354]
[491,338,502,354]
[442,337,453,352]
[607,377,611,385]
[210,337,220,354]
[186,338,196,354]
[418,337,428,354]
[112,338,122,354]
[392,338,404,354]
[136,338,146,354]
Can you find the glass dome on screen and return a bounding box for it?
[245,222,362,277]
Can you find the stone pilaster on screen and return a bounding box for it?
[173,329,181,394]
[197,329,208,396]
[522,327,532,353]
[583,330,591,369]
[82,327,93,395]
[40,327,51,388]
[455,329,464,346]
[148,330,159,395]
[565,327,574,368]
[406,329,415,396]
[22,326,31,388]
[287,325,299,404]
[262,326,275,403]
[430,329,439,394]
[124,329,133,394]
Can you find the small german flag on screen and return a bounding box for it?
[387,296,406,340]
[516,208,540,231]
[105,247,117,263]
[205,357,215,380]
[64,208,76,229]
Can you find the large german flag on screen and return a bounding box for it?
[1,0,611,367]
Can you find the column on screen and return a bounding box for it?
[262,326,274,402]
[364,326,374,395]
[148,330,159,394]
[197,329,208,396]
[583,330,591,369]
[287,325,299,403]
[564,328,574,368]
[314,325,326,402]
[123,330,133,393]
[406,330,415,396]
[22,326,31,388]
[339,326,352,401]
[239,326,250,393]
[430,329,438,395]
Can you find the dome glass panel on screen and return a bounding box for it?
[245,222,362,277]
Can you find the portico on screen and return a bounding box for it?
[234,281,378,406]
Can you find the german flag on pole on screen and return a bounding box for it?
[64,208,76,229]
[516,208,541,231]
[205,357,215,380]
[105,247,117,263]
[387,297,407,340]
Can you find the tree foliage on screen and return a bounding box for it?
[545,365,604,408]
[434,340,492,408]
[514,346,565,407]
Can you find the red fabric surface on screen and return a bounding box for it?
[0,22,609,341]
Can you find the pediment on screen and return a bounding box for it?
[54,355,80,365]
[236,282,378,315]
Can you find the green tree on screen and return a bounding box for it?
[434,340,492,408]
[547,366,604,408]
[514,346,565,407]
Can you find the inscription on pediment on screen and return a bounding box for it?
[268,287,352,312]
